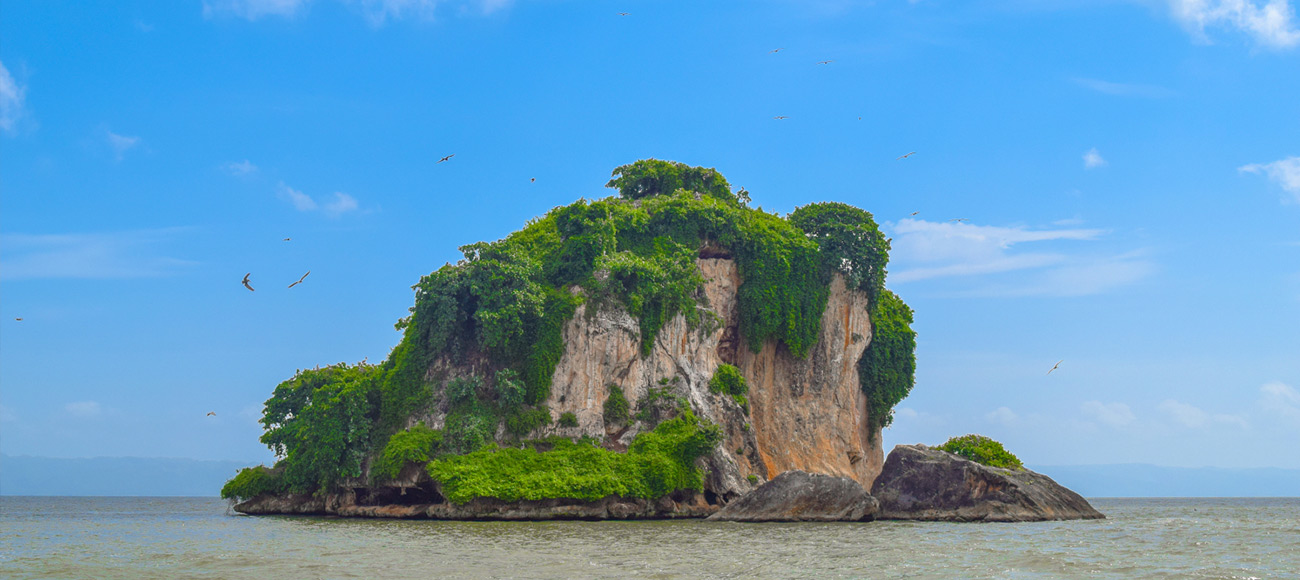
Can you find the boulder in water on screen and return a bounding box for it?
[708,470,879,522]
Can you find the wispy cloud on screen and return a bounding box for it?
[1081,400,1136,428]
[277,183,361,217]
[65,401,102,418]
[1071,77,1175,98]
[1158,399,1249,429]
[203,0,309,20]
[106,130,140,162]
[204,0,508,24]
[986,406,1018,426]
[1083,148,1108,169]
[1260,381,1300,421]
[1240,156,1300,203]
[224,160,259,176]
[0,59,28,134]
[1167,0,1300,48]
[0,228,196,280]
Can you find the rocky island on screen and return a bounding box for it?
[224,159,1100,523]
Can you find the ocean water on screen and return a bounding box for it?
[1,497,1296,579]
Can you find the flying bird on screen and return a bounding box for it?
[438,154,455,163]
[241,273,255,292]
[288,271,310,289]
[1047,360,1063,375]
[14,318,22,321]
[617,12,629,16]
[769,48,784,53]
[773,116,789,120]
[283,238,291,242]
[948,218,969,223]
[206,412,216,417]
[818,60,834,65]
[896,152,917,160]
[530,177,536,183]
[910,211,920,216]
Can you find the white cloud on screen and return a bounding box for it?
[358,0,438,25]
[1167,0,1300,48]
[1158,399,1249,429]
[0,60,27,133]
[0,404,15,423]
[106,130,140,162]
[1081,400,1136,428]
[1083,148,1108,169]
[224,160,259,176]
[1261,381,1300,420]
[1240,156,1300,203]
[1071,78,1175,98]
[277,182,360,216]
[203,0,309,20]
[986,406,1018,426]
[0,228,195,280]
[65,401,102,418]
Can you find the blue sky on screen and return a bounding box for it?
[2,0,1298,470]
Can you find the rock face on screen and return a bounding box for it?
[418,258,883,502]
[707,470,878,522]
[235,489,717,520]
[871,445,1105,522]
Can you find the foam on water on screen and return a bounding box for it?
[1,497,1296,579]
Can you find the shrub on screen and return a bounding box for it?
[493,369,526,410]
[443,399,496,455]
[372,424,443,481]
[221,466,286,501]
[747,474,759,485]
[558,412,579,428]
[505,406,552,437]
[858,289,916,436]
[937,434,1023,470]
[708,364,749,412]
[603,385,630,428]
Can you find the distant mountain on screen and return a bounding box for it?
[1032,464,1300,498]
[0,455,260,497]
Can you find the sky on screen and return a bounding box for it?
[1,0,1298,471]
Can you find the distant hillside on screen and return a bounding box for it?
[0,455,255,497]
[1033,464,1300,498]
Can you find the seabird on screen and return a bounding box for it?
[948,218,969,223]
[242,273,255,292]
[438,154,455,163]
[14,318,22,321]
[769,48,784,53]
[206,412,216,417]
[1047,360,1063,375]
[910,211,920,216]
[896,151,917,160]
[530,177,536,183]
[283,238,291,242]
[617,12,629,16]
[288,271,310,289]
[773,116,789,120]
[818,60,834,65]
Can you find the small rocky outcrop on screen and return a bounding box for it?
[234,489,718,520]
[871,444,1104,522]
[707,470,879,522]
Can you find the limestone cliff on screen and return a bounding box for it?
[411,258,883,502]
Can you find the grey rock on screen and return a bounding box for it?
[871,444,1105,522]
[708,470,879,522]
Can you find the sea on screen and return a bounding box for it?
[1,497,1296,579]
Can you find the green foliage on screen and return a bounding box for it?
[427,411,722,504]
[603,385,631,428]
[505,406,552,437]
[445,375,481,408]
[590,239,704,354]
[788,202,890,302]
[938,434,1024,470]
[221,466,287,501]
[557,411,579,428]
[858,290,917,435]
[606,159,736,204]
[493,369,526,410]
[635,386,687,426]
[259,363,382,494]
[747,474,760,485]
[709,363,749,412]
[443,397,497,455]
[373,424,443,481]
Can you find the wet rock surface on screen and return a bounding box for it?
[871,444,1105,522]
[234,489,718,520]
[708,470,878,522]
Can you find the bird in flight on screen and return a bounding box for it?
[948,218,969,223]
[288,271,311,289]
[773,116,789,120]
[910,211,920,216]
[770,48,784,53]
[206,412,216,417]
[283,238,291,242]
[617,12,629,16]
[897,152,917,160]
[242,273,255,292]
[530,177,536,183]
[14,318,22,321]
[1047,360,1063,375]
[438,154,455,163]
[818,60,834,65]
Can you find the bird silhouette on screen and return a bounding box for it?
[288,271,310,289]
[769,48,784,53]
[241,273,255,292]
[617,12,629,16]
[1047,360,1063,375]
[910,211,920,216]
[773,116,789,120]
[14,318,22,321]
[948,218,969,223]
[206,412,216,417]
[818,60,834,65]
[897,151,917,160]
[283,238,291,242]
[438,154,455,163]
[530,177,536,183]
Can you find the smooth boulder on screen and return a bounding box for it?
[871,444,1104,522]
[708,470,878,522]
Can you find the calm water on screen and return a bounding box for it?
[1,497,1297,579]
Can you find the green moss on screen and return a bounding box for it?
[427,410,722,504]
[747,474,760,485]
[937,434,1024,470]
[221,465,286,501]
[372,423,443,481]
[603,385,631,428]
[858,290,917,436]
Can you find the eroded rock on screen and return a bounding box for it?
[871,444,1104,522]
[708,470,879,522]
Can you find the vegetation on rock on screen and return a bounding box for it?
[603,385,631,428]
[937,434,1024,470]
[221,465,287,502]
[372,423,443,481]
[858,290,917,436]
[709,363,749,411]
